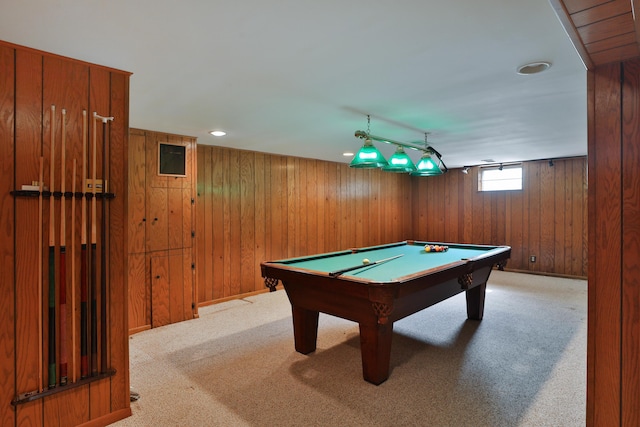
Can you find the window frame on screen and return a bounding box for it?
[478,164,523,192]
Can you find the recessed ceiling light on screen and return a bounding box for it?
[517,61,551,75]
[209,130,226,136]
[343,152,354,157]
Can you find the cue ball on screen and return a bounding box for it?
[362,258,370,264]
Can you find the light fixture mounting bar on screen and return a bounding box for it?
[354,130,425,152]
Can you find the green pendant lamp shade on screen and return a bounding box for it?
[349,138,388,168]
[382,146,416,173]
[410,152,443,176]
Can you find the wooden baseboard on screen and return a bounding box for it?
[503,268,587,280]
[198,286,281,308]
[128,324,152,335]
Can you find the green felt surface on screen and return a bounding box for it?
[276,242,496,282]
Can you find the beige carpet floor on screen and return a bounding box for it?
[112,270,586,426]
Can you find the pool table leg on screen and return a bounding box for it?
[465,282,486,320]
[358,321,393,385]
[291,306,319,354]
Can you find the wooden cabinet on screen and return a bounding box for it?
[127,129,197,333]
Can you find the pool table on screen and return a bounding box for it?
[261,240,511,385]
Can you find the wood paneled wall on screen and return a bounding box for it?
[196,145,587,306]
[0,41,131,427]
[411,157,588,277]
[196,146,413,303]
[587,58,640,427]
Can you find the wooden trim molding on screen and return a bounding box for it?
[549,0,595,69]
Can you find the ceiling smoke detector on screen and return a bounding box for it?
[517,61,551,75]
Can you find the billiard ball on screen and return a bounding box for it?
[362,258,370,264]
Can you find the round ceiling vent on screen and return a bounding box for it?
[517,61,551,75]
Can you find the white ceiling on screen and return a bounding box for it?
[0,0,586,169]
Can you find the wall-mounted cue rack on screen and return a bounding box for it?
[9,106,116,406]
[1,40,131,425]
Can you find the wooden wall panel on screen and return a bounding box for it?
[128,131,146,255]
[506,185,523,269]
[239,151,255,295]
[182,186,193,249]
[270,155,288,256]
[219,148,231,299]
[127,253,146,332]
[528,162,542,272]
[539,162,556,272]
[14,48,44,427]
[195,145,208,303]
[621,58,640,427]
[0,43,16,427]
[150,254,170,327]
[86,61,112,425]
[229,150,241,296]
[196,146,413,304]
[411,157,587,277]
[146,188,168,251]
[183,248,194,322]
[591,63,623,426]
[253,153,265,288]
[555,160,568,273]
[167,250,187,322]
[586,69,597,427]
[167,188,183,249]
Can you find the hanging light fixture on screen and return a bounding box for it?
[349,115,388,168]
[382,146,416,173]
[350,117,448,176]
[410,134,443,176]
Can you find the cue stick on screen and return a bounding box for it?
[90,111,98,376]
[37,156,44,392]
[70,159,77,383]
[59,108,68,386]
[328,254,404,277]
[94,112,113,373]
[80,110,89,379]
[48,104,56,389]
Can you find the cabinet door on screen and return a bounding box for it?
[128,253,148,332]
[128,191,146,254]
[146,133,167,189]
[168,249,193,324]
[150,250,193,328]
[167,188,183,250]
[128,132,146,254]
[146,187,168,251]
[150,254,170,328]
[182,187,193,249]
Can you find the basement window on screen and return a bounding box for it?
[479,164,522,191]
